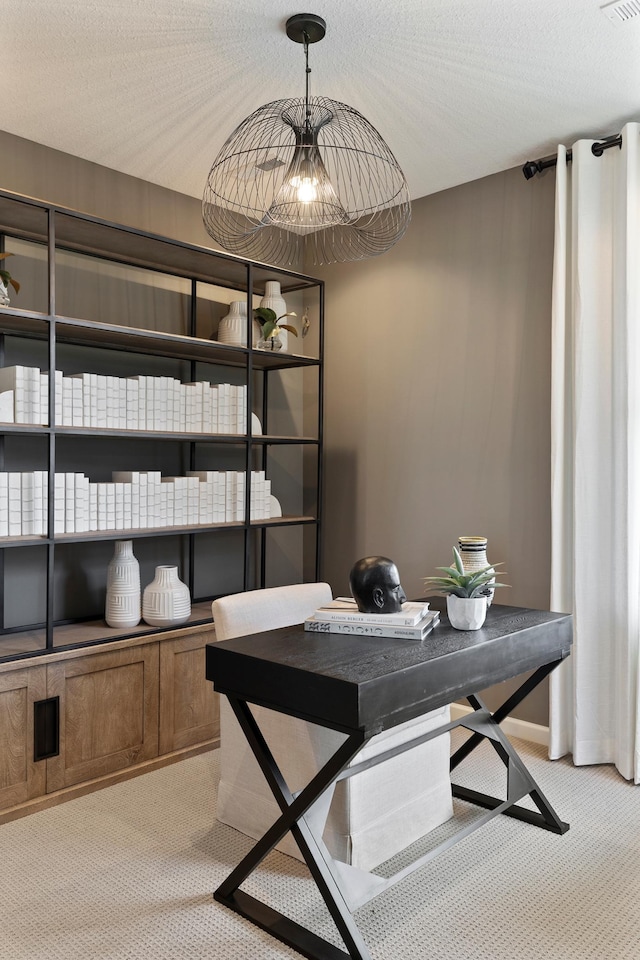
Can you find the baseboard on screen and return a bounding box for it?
[0,738,219,827]
[450,702,549,747]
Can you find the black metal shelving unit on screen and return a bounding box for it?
[0,188,324,664]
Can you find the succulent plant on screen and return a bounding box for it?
[0,252,20,295]
[254,306,297,340]
[424,546,508,599]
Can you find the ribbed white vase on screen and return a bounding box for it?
[259,280,289,353]
[217,300,259,347]
[105,540,141,628]
[142,565,191,627]
[458,535,495,606]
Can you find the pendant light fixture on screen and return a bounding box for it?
[202,14,411,266]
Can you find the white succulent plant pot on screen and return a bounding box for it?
[447,594,487,631]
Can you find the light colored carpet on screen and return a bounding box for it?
[1,734,639,960]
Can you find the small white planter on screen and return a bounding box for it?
[447,594,487,631]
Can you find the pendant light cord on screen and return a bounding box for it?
[304,32,311,132]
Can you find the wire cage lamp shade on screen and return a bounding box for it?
[202,16,411,266]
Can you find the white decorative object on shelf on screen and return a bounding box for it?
[269,495,282,517]
[142,565,191,626]
[251,412,262,435]
[259,280,289,353]
[0,280,10,307]
[105,540,141,628]
[446,594,487,631]
[217,300,259,347]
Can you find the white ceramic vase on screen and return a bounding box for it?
[458,535,495,606]
[142,565,191,627]
[447,594,487,631]
[259,280,289,353]
[105,540,141,628]
[0,280,10,307]
[217,300,259,347]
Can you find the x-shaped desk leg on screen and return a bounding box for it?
[450,661,570,835]
[215,694,374,960]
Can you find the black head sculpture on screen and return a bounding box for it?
[349,556,407,614]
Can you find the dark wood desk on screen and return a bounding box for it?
[206,600,573,960]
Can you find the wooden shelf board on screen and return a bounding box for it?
[0,600,215,664]
[0,311,321,366]
[0,535,48,548]
[0,424,319,443]
[0,516,316,549]
[0,191,321,294]
[0,422,50,434]
[55,427,248,442]
[0,311,50,337]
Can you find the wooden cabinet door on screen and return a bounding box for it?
[46,644,159,792]
[159,629,218,754]
[0,665,47,809]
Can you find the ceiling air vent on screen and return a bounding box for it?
[600,0,640,22]
[256,158,285,173]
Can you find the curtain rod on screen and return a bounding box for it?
[522,133,623,180]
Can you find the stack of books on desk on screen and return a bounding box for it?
[304,598,439,641]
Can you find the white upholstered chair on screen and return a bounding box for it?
[212,582,453,871]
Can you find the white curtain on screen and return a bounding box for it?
[549,122,640,783]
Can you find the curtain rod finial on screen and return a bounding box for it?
[522,160,540,180]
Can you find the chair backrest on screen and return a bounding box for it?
[212,582,333,641]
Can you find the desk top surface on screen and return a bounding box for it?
[206,600,572,736]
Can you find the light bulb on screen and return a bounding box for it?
[264,141,349,232]
[291,175,318,203]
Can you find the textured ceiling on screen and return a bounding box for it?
[1,0,640,203]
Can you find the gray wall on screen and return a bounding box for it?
[0,129,214,247]
[315,166,556,723]
[0,131,557,723]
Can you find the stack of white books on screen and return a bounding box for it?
[0,365,43,425]
[305,597,440,641]
[0,468,278,537]
[0,471,49,536]
[0,365,250,434]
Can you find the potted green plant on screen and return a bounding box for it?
[0,252,20,306]
[254,306,297,351]
[424,546,508,630]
